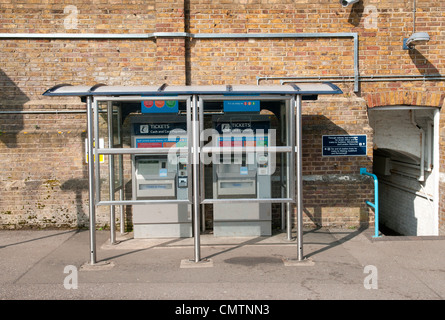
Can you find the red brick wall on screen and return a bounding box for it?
[301,97,374,228]
[0,0,444,232]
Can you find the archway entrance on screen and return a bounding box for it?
[368,106,439,236]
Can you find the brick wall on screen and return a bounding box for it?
[301,97,374,228]
[0,0,444,232]
[0,110,90,228]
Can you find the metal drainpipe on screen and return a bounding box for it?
[413,0,417,34]
[276,75,445,86]
[410,110,425,182]
[0,110,86,114]
[426,120,433,172]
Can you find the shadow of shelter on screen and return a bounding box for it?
[0,69,30,148]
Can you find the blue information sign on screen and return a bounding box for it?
[322,135,367,156]
[223,100,260,112]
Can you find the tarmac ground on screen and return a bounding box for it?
[1,227,444,302]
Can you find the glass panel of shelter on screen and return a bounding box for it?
[198,97,294,236]
[94,95,294,206]
[93,97,192,204]
[199,97,294,202]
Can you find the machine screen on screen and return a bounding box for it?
[138,160,159,176]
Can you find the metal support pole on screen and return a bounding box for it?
[192,95,201,262]
[86,96,97,265]
[286,98,296,241]
[281,154,286,231]
[117,104,125,234]
[199,100,206,233]
[353,34,359,93]
[119,157,125,234]
[296,95,304,261]
[286,203,292,240]
[107,102,117,244]
[280,104,286,232]
[93,100,101,204]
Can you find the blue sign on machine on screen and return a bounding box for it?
[322,135,367,156]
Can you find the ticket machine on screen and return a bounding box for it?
[212,114,272,236]
[131,115,191,238]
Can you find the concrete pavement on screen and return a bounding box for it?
[0,227,444,300]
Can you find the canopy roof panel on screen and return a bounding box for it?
[43,83,342,97]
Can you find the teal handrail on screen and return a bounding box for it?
[360,168,380,238]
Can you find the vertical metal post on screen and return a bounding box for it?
[296,95,304,261]
[107,101,116,244]
[186,97,193,204]
[86,96,97,265]
[119,158,124,234]
[117,104,125,234]
[353,34,359,93]
[192,95,201,262]
[281,154,286,231]
[199,98,206,232]
[286,203,292,240]
[93,100,101,204]
[286,98,295,241]
[280,103,286,231]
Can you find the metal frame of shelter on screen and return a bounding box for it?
[43,83,342,265]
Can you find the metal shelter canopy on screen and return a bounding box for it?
[42,83,343,266]
[43,83,342,97]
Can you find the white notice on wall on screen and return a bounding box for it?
[85,138,104,163]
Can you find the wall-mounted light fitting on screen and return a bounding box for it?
[403,0,430,50]
[340,0,359,7]
[403,32,430,50]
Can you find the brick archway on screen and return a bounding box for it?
[365,91,445,109]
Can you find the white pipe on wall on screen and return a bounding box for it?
[410,110,425,182]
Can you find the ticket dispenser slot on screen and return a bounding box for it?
[216,154,257,197]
